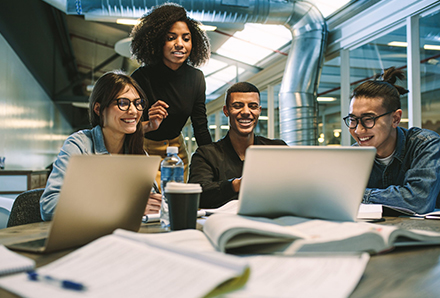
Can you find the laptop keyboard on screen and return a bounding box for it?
[9,238,46,249]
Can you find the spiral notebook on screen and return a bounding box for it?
[0,245,35,276]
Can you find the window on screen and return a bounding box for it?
[317,57,342,146]
[420,9,440,135]
[349,26,409,131]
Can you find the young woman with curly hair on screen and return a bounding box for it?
[130,2,212,184]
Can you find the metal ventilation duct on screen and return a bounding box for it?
[46,0,327,145]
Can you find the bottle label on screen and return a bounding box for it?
[161,167,184,183]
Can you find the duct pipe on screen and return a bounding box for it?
[59,0,327,145]
[280,2,327,145]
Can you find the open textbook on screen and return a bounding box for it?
[0,230,371,298]
[202,200,384,220]
[382,205,440,219]
[99,230,371,298]
[202,213,440,255]
[0,232,249,298]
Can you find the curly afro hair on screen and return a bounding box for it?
[130,2,210,67]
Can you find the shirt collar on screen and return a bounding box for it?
[91,125,109,154]
[393,126,406,163]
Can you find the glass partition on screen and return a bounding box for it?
[273,83,281,139]
[255,89,268,136]
[420,9,440,135]
[349,26,409,132]
[317,57,342,146]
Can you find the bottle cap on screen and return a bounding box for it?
[165,182,202,194]
[166,146,179,154]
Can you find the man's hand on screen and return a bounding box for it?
[232,177,242,193]
[143,100,169,133]
[144,193,162,215]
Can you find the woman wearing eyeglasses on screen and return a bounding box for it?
[40,71,162,221]
[130,3,212,184]
[343,66,440,214]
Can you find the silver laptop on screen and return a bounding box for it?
[7,154,160,253]
[237,146,376,221]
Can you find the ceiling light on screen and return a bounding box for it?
[72,102,89,109]
[388,41,440,51]
[259,116,268,120]
[424,44,440,51]
[32,134,70,141]
[116,19,140,26]
[200,25,217,31]
[317,97,336,102]
[3,119,50,129]
[388,41,408,47]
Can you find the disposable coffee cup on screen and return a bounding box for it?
[165,182,202,231]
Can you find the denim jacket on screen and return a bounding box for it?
[363,126,440,214]
[40,126,109,221]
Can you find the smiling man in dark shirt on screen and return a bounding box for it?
[189,82,286,208]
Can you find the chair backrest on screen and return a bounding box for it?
[7,188,44,227]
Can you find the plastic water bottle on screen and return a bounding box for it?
[160,146,184,229]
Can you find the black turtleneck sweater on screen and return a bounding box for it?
[131,62,212,146]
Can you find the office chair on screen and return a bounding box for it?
[7,188,44,227]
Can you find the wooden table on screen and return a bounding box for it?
[350,217,440,297]
[0,221,169,267]
[1,217,440,297]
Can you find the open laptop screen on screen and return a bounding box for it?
[237,146,376,221]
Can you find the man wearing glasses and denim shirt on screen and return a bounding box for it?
[343,67,440,214]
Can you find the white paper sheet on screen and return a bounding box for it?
[0,235,245,298]
[357,204,382,219]
[222,253,370,298]
[142,210,206,223]
[0,245,35,276]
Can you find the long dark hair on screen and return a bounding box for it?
[88,70,146,155]
[130,2,210,67]
[351,67,409,111]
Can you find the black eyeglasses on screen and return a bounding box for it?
[115,98,146,111]
[343,111,394,129]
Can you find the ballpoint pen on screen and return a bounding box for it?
[152,181,161,194]
[27,271,86,291]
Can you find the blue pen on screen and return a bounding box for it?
[27,271,86,291]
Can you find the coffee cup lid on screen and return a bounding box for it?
[165,182,202,194]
